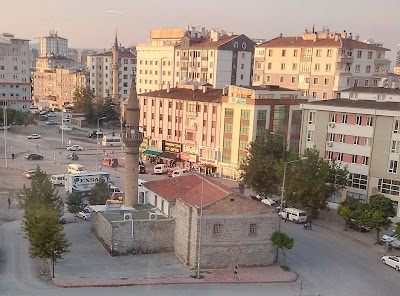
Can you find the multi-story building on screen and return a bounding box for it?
[35,56,76,69]
[88,49,136,101]
[253,29,390,100]
[29,47,39,68]
[300,86,400,217]
[39,31,68,57]
[0,33,31,110]
[217,85,306,179]
[80,49,97,68]
[67,48,79,63]
[136,27,255,94]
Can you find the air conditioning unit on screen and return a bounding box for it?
[326,141,333,147]
[149,213,158,220]
[329,122,335,128]
[124,213,132,221]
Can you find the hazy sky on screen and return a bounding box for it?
[2,0,399,62]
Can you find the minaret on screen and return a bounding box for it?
[122,79,143,207]
[112,32,119,106]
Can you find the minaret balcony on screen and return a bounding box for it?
[123,132,143,141]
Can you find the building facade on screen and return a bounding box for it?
[300,87,400,217]
[39,31,68,57]
[253,29,390,100]
[0,33,31,110]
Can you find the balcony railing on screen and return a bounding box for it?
[336,55,353,63]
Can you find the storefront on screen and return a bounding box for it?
[180,144,199,168]
[217,162,240,180]
[198,146,218,175]
[142,149,162,163]
[160,141,182,166]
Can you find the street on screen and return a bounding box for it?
[1,119,400,295]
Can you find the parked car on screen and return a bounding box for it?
[62,116,70,122]
[88,130,104,138]
[47,112,56,117]
[60,125,73,131]
[66,153,79,161]
[139,164,146,174]
[348,219,370,232]
[26,134,41,139]
[67,144,83,151]
[389,239,400,250]
[381,255,400,271]
[59,216,66,224]
[23,169,36,179]
[102,157,118,167]
[24,153,44,160]
[381,230,397,243]
[46,120,57,125]
[39,115,48,121]
[76,208,91,220]
[261,198,277,207]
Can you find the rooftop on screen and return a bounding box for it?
[189,34,239,48]
[91,51,136,58]
[138,88,223,103]
[235,85,299,92]
[342,87,400,95]
[305,98,400,111]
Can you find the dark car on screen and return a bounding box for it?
[139,164,146,174]
[24,153,44,160]
[88,130,104,138]
[348,219,370,232]
[66,153,79,161]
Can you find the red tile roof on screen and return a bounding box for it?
[138,88,223,103]
[143,173,236,208]
[189,35,239,48]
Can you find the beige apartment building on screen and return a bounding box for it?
[300,87,400,217]
[253,29,390,100]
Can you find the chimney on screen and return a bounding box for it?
[210,30,219,42]
[167,82,171,93]
[202,86,207,93]
[222,87,228,95]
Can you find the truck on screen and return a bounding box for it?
[64,172,110,195]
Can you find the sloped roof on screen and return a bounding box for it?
[138,88,223,103]
[342,87,400,95]
[189,35,239,48]
[305,98,400,111]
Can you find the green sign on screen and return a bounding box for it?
[228,97,247,104]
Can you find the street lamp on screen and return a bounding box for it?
[96,117,106,170]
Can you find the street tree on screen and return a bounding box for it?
[282,149,348,217]
[395,222,400,238]
[73,87,96,124]
[89,177,111,205]
[24,207,70,273]
[337,197,366,231]
[240,132,285,198]
[360,194,396,244]
[271,231,294,266]
[66,193,84,222]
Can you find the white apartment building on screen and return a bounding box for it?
[136,28,255,94]
[253,29,390,100]
[88,51,136,101]
[39,31,68,57]
[0,33,31,110]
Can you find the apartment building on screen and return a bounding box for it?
[88,50,136,101]
[0,33,31,110]
[80,49,97,68]
[218,85,306,179]
[136,27,255,94]
[253,29,390,100]
[300,86,400,217]
[67,48,79,63]
[39,31,68,57]
[138,83,222,173]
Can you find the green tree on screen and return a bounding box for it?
[337,197,366,231]
[89,177,111,205]
[66,193,84,222]
[360,194,396,244]
[283,149,348,217]
[73,87,96,124]
[271,231,294,266]
[395,222,400,238]
[101,95,119,122]
[24,207,70,273]
[240,132,285,198]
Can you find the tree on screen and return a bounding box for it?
[240,132,285,198]
[73,87,96,124]
[360,194,396,244]
[395,222,400,238]
[66,193,84,222]
[282,149,348,217]
[24,207,70,273]
[271,231,294,266]
[337,197,366,230]
[89,177,111,205]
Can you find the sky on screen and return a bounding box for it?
[1,0,399,63]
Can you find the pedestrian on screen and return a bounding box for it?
[233,266,239,281]
[7,197,11,209]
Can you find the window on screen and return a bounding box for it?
[357,51,362,58]
[239,140,247,150]
[391,141,400,153]
[308,111,315,124]
[366,117,373,126]
[307,130,314,142]
[366,65,371,73]
[351,155,358,163]
[224,123,233,133]
[323,92,328,99]
[368,51,373,59]
[280,76,284,83]
[338,153,343,161]
[282,49,286,57]
[316,49,321,57]
[313,78,319,85]
[327,151,333,160]
[225,108,234,118]
[329,133,335,141]
[292,63,297,71]
[353,136,359,145]
[315,63,320,71]
[330,114,337,123]
[348,173,368,190]
[312,92,317,98]
[257,110,267,120]
[356,116,362,125]
[281,63,285,70]
[267,63,272,70]
[362,156,369,166]
[223,138,232,148]
[213,224,222,236]
[249,223,257,236]
[241,110,250,120]
[327,49,332,57]
[268,50,273,57]
[355,65,360,73]
[266,75,271,82]
[324,78,329,85]
[364,80,369,87]
[364,137,372,147]
[339,134,345,143]
[325,64,331,71]
[394,120,400,133]
[291,77,296,83]
[341,114,347,124]
[293,49,298,57]
[240,125,249,135]
[378,178,400,196]
[388,160,398,173]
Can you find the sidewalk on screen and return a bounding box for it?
[52,266,297,288]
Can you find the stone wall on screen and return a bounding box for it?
[91,211,113,253]
[173,199,195,265]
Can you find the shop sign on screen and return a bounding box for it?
[163,141,181,153]
[199,157,217,166]
[139,138,148,151]
[183,144,198,155]
[228,97,247,104]
[181,152,197,163]
[218,162,239,169]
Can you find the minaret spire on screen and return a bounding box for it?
[112,30,120,107]
[114,29,118,51]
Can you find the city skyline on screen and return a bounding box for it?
[1,0,399,63]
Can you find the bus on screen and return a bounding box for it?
[101,135,122,147]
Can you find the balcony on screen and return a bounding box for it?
[374,58,390,66]
[297,82,309,89]
[336,55,353,63]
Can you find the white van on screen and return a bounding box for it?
[172,169,188,178]
[101,136,122,147]
[279,207,307,223]
[51,174,65,186]
[67,164,88,174]
[153,164,168,174]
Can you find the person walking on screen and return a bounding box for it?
[7,197,11,209]
[233,266,239,281]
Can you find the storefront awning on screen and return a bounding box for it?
[142,149,161,156]
[159,151,179,160]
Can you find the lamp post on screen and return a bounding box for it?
[96,117,106,170]
[275,157,308,263]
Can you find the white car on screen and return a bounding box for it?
[62,116,70,122]
[389,239,400,249]
[261,198,277,206]
[67,144,83,151]
[381,231,397,243]
[76,208,91,220]
[381,255,400,271]
[27,134,41,139]
[47,112,56,117]
[60,125,73,131]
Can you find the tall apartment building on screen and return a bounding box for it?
[253,29,390,100]
[0,33,31,110]
[39,31,68,57]
[29,47,39,68]
[136,27,255,94]
[88,44,136,101]
[218,85,306,179]
[67,48,79,63]
[80,49,97,68]
[300,87,400,217]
